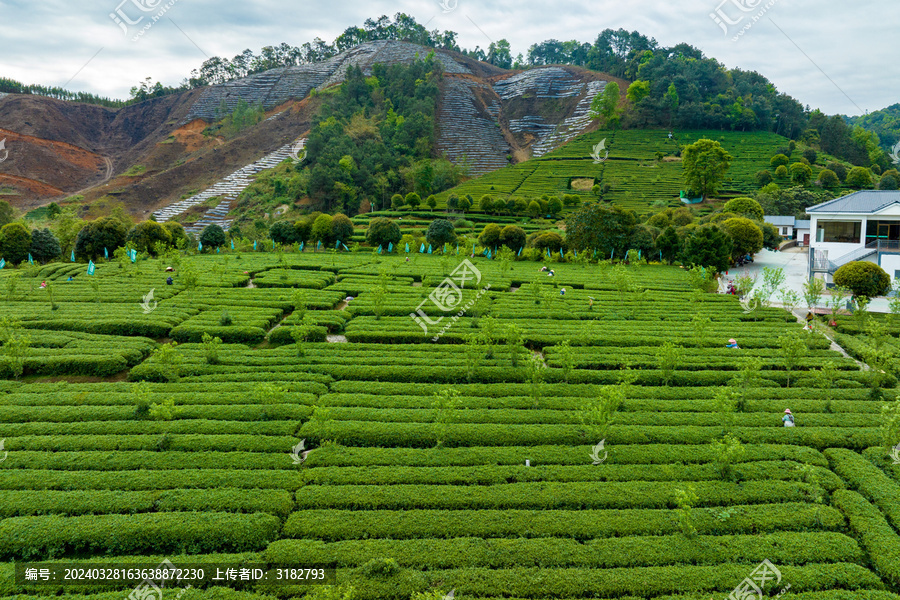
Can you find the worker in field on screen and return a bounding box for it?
[782,409,795,427]
[726,338,739,349]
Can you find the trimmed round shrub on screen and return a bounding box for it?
[755,170,773,186]
[499,225,526,252]
[0,223,32,264]
[199,224,226,249]
[126,221,172,254]
[269,220,300,245]
[723,197,764,221]
[365,217,401,247]
[790,162,812,185]
[426,219,456,248]
[478,223,501,247]
[833,261,890,298]
[721,217,763,260]
[817,169,840,189]
[770,154,790,168]
[846,167,874,189]
[775,165,789,179]
[331,213,354,244]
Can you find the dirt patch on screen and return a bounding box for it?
[327,334,348,343]
[570,178,594,191]
[662,156,682,162]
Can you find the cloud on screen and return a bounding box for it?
[0,0,895,115]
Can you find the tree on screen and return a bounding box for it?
[390,194,404,210]
[681,225,733,273]
[0,200,14,228]
[770,154,790,168]
[199,224,226,249]
[457,196,471,212]
[527,200,542,218]
[846,167,874,188]
[311,214,334,245]
[426,219,456,248]
[269,220,300,245]
[723,197,764,221]
[566,203,637,257]
[590,81,620,128]
[366,217,401,247]
[447,194,459,211]
[479,195,494,213]
[74,217,127,260]
[722,217,763,261]
[294,217,313,242]
[547,197,563,216]
[29,228,61,263]
[681,139,733,198]
[760,222,781,251]
[833,261,891,298]
[405,192,421,210]
[802,148,818,164]
[626,80,650,104]
[478,223,501,248]
[126,221,172,254]
[878,173,899,190]
[163,222,188,248]
[655,226,681,264]
[331,213,354,244]
[0,223,32,264]
[756,170,773,187]
[775,165,789,179]
[499,225,526,252]
[790,162,812,185]
[817,169,840,189]
[426,195,437,210]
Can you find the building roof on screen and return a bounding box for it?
[806,190,900,214]
[794,220,810,229]
[764,215,795,226]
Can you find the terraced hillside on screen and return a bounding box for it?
[0,249,899,599]
[436,128,791,213]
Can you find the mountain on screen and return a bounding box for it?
[0,40,625,222]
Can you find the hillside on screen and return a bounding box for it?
[0,40,625,220]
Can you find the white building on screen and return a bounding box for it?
[764,215,811,245]
[807,190,900,282]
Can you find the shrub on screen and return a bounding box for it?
[770,154,790,168]
[425,219,456,248]
[827,162,848,181]
[833,261,890,298]
[722,197,763,221]
[311,214,334,244]
[366,217,401,247]
[269,220,300,244]
[817,169,840,189]
[199,223,226,249]
[126,221,172,254]
[721,217,763,260]
[0,223,32,264]
[331,213,354,244]
[74,217,126,260]
[499,225,526,252]
[774,165,789,179]
[478,223,501,247]
[878,173,899,190]
[790,162,812,185]
[755,170,773,186]
[294,216,313,242]
[847,167,874,188]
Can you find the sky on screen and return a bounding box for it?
[0,0,895,117]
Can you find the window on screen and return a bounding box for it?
[816,221,861,243]
[781,227,789,235]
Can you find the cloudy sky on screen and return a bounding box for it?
[0,0,895,116]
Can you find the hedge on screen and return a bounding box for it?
[2,435,298,452]
[266,531,861,569]
[0,469,304,492]
[0,420,294,437]
[825,448,900,531]
[0,404,312,423]
[0,512,282,559]
[831,490,900,587]
[0,450,293,471]
[294,480,823,511]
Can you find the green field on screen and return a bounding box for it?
[435,129,793,214]
[0,250,899,600]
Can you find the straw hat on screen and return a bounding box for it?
[728,338,736,344]
[784,409,792,414]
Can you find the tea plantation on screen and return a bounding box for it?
[1,250,899,600]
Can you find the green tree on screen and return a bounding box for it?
[674,486,699,538]
[682,139,733,198]
[590,81,620,128]
[775,165,789,179]
[681,225,732,272]
[778,333,807,388]
[126,221,172,254]
[390,194,404,210]
[770,154,790,168]
[163,221,188,248]
[723,197,764,221]
[0,223,32,264]
[547,197,563,216]
[0,200,14,228]
[405,192,421,210]
[426,195,437,211]
[566,203,637,258]
[331,213,354,244]
[365,217,401,247]
[432,387,461,447]
[478,223,501,248]
[74,217,127,260]
[499,225,526,252]
[655,226,681,264]
[722,217,763,261]
[426,219,456,248]
[790,162,812,185]
[479,195,494,213]
[656,341,682,386]
[526,200,541,218]
[626,80,650,104]
[311,214,334,245]
[28,228,61,263]
[833,261,891,298]
[846,167,874,188]
[199,224,226,249]
[579,384,624,441]
[817,169,840,189]
[270,220,300,245]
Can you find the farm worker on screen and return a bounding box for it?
[560,288,566,296]
[166,277,173,285]
[782,409,795,427]
[405,257,410,263]
[726,338,739,349]
[540,266,548,272]
[588,296,594,310]
[66,276,73,282]
[40,281,47,288]
[548,269,555,277]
